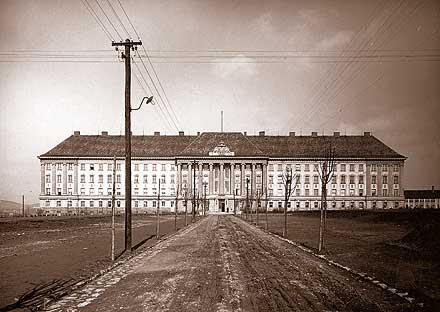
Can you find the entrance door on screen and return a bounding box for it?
[219,200,225,212]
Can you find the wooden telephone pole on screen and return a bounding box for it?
[112,39,142,253]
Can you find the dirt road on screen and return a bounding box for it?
[47,215,416,312]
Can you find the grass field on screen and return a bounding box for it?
[0,213,198,310]
[243,209,440,310]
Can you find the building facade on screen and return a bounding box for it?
[38,131,406,215]
[404,188,440,209]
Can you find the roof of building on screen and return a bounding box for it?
[39,131,406,159]
[404,190,440,199]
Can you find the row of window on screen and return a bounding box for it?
[48,200,174,208]
[267,200,400,209]
[46,174,177,184]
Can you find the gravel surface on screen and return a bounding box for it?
[48,215,416,312]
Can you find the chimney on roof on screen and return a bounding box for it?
[259,131,265,136]
[289,131,296,137]
[334,131,340,137]
[74,131,80,136]
[243,131,247,136]
[364,131,371,136]
[197,131,200,136]
[311,131,318,137]
[154,131,160,136]
[101,131,108,136]
[178,131,184,136]
[433,186,435,192]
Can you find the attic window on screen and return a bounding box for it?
[90,164,95,171]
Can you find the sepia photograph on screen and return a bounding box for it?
[0,0,439,311]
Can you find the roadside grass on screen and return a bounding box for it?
[243,209,440,310]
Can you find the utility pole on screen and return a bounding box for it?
[111,156,116,261]
[203,182,207,216]
[156,179,161,239]
[22,195,25,217]
[112,39,142,253]
[174,185,179,231]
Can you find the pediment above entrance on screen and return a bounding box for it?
[209,141,235,156]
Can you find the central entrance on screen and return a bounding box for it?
[219,199,226,212]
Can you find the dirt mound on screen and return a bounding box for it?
[398,221,440,259]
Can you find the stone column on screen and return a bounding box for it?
[40,163,45,195]
[63,163,67,194]
[231,163,235,195]
[188,162,192,195]
[251,163,256,197]
[198,163,203,196]
[209,163,213,195]
[262,163,267,196]
[219,163,224,195]
[73,163,78,195]
[241,163,245,196]
[51,163,56,195]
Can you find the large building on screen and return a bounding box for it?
[38,131,406,215]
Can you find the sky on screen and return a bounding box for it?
[0,0,439,203]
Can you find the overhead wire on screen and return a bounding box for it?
[94,0,123,40]
[81,0,115,41]
[105,0,131,38]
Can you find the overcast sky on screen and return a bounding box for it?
[1,0,439,203]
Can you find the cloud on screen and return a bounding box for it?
[315,30,353,50]
[211,54,257,80]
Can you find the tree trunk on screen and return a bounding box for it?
[318,185,326,253]
[283,197,288,237]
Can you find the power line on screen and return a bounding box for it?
[81,0,115,41]
[116,0,141,39]
[105,0,131,38]
[94,0,123,40]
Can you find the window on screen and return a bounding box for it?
[382,176,388,184]
[359,202,364,209]
[341,164,346,172]
[269,201,273,208]
[371,176,376,185]
[349,175,355,184]
[98,188,103,195]
[90,164,94,170]
[57,164,62,170]
[305,189,310,196]
[90,201,94,207]
[153,201,157,208]
[134,164,139,171]
[304,164,310,172]
[152,164,157,171]
[81,201,85,207]
[313,175,319,184]
[81,163,86,171]
[296,201,300,209]
[372,189,377,196]
[99,164,103,171]
[57,188,61,195]
[371,164,377,172]
[331,176,336,184]
[68,163,73,170]
[56,200,61,207]
[341,175,346,184]
[393,189,399,196]
[117,201,121,207]
[80,188,85,195]
[359,189,364,197]
[171,165,175,171]
[46,164,51,170]
[305,175,310,184]
[295,164,301,172]
[134,200,138,208]
[359,164,364,172]
[116,174,121,183]
[45,175,51,183]
[46,188,50,195]
[393,176,399,184]
[68,175,73,183]
[108,201,112,208]
[143,175,148,183]
[383,201,388,209]
[152,175,157,184]
[98,175,103,183]
[349,164,355,172]
[161,175,166,184]
[305,202,310,209]
[359,175,364,184]
[269,175,273,184]
[134,175,139,184]
[57,175,62,183]
[268,164,274,171]
[313,189,319,196]
[332,189,337,196]
[170,174,175,184]
[341,201,346,209]
[161,164,166,171]
[143,201,148,208]
[108,175,112,183]
[382,189,388,196]
[162,201,166,207]
[89,175,94,183]
[99,201,103,208]
[314,201,319,209]
[382,164,388,172]
[68,188,72,195]
[90,188,94,195]
[313,164,319,172]
[143,164,148,171]
[393,164,399,172]
[45,200,50,207]
[278,201,282,208]
[296,189,300,196]
[116,163,121,171]
[108,163,113,171]
[107,188,112,195]
[341,189,346,196]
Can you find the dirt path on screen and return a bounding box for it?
[47,215,415,312]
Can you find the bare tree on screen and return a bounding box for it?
[255,188,263,226]
[264,186,268,230]
[182,188,189,226]
[174,184,179,231]
[317,144,336,253]
[282,167,299,237]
